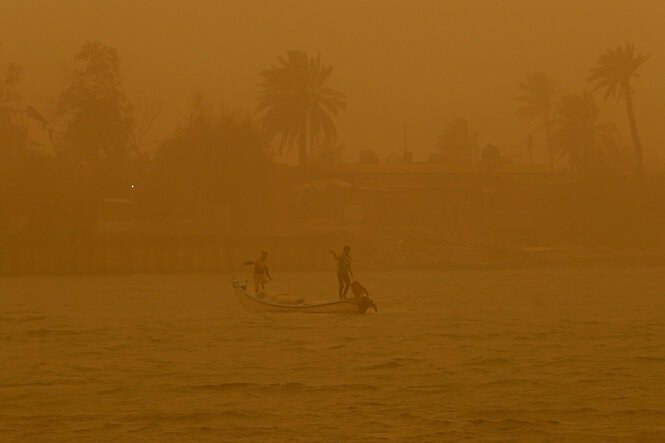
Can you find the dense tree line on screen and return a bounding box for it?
[0,43,349,238]
[0,39,654,241]
[434,42,649,174]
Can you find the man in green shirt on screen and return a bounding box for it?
[329,246,353,300]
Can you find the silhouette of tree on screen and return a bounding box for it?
[515,72,557,167]
[257,51,346,167]
[56,42,134,168]
[0,63,22,107]
[0,64,27,162]
[0,64,52,149]
[552,91,621,172]
[435,118,477,163]
[588,42,649,176]
[131,98,162,153]
[153,95,270,228]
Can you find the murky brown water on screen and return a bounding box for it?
[2,268,664,441]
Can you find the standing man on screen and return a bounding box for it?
[329,246,353,300]
[243,251,272,295]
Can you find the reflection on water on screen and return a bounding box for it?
[1,268,664,441]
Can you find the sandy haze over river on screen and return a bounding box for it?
[3,1,665,441]
[3,0,665,162]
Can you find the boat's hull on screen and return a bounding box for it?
[232,282,360,313]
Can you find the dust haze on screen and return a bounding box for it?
[4,0,665,162]
[1,1,665,441]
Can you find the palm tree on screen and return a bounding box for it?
[552,91,620,172]
[588,42,650,176]
[0,63,22,106]
[257,51,346,167]
[515,72,557,168]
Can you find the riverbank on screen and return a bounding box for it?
[0,228,663,275]
[354,230,665,271]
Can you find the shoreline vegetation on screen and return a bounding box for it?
[2,43,663,276]
[0,229,662,275]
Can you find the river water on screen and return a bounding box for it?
[1,267,664,441]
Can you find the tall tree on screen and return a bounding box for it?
[0,63,22,107]
[153,95,270,228]
[57,42,134,168]
[552,91,621,172]
[515,72,557,168]
[435,118,478,163]
[131,98,162,154]
[256,51,346,167]
[588,42,649,176]
[0,64,27,160]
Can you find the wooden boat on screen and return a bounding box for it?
[232,280,366,314]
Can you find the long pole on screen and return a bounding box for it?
[403,121,407,158]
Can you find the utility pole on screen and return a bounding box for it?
[403,121,407,153]
[402,120,412,163]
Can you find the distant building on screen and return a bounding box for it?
[359,150,379,164]
[304,161,557,228]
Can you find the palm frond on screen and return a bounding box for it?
[514,72,556,131]
[552,91,622,171]
[256,51,346,163]
[588,42,650,102]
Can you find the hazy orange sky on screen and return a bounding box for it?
[2,0,664,164]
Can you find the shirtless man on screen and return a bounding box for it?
[243,251,272,295]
